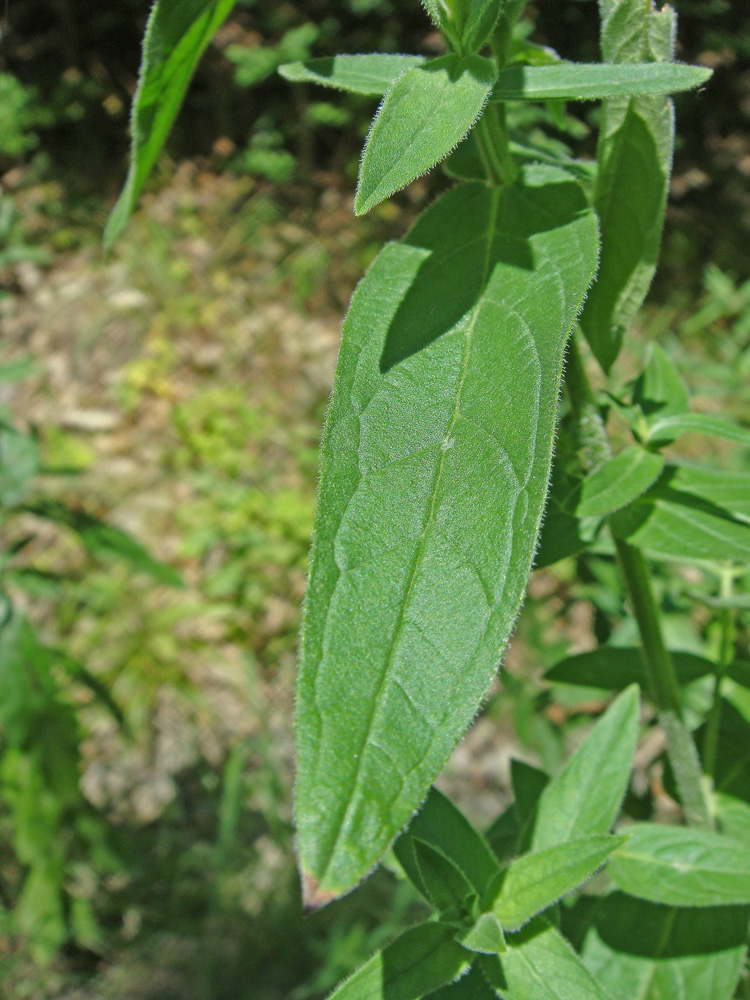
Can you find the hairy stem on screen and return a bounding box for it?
[565,333,712,828]
[702,566,736,783]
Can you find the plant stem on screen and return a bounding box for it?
[702,566,735,782]
[564,333,712,828]
[474,109,515,186]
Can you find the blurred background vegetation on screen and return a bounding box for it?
[0,1,748,997]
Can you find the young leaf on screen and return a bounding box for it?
[529,687,639,851]
[546,647,715,690]
[582,892,749,1000]
[25,500,184,587]
[576,447,664,518]
[510,759,549,830]
[610,493,750,563]
[608,823,750,906]
[355,55,497,215]
[105,0,238,248]
[632,344,690,424]
[485,806,523,867]
[401,838,476,914]
[488,835,625,931]
[482,920,615,1000]
[328,921,471,1000]
[279,54,426,96]
[490,62,710,102]
[396,787,500,899]
[459,0,503,54]
[295,167,599,905]
[459,912,507,955]
[645,412,750,449]
[579,2,678,371]
[659,464,750,522]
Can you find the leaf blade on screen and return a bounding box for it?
[296,166,599,903]
[577,447,664,518]
[491,62,710,102]
[105,0,238,248]
[355,54,496,215]
[279,54,426,96]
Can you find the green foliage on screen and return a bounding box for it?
[490,61,710,101]
[280,54,426,96]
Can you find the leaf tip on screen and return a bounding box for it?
[301,871,340,910]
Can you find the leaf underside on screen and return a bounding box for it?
[295,165,599,903]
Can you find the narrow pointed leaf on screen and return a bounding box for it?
[296,167,599,904]
[459,912,507,955]
[489,836,625,931]
[405,839,476,914]
[482,921,615,1000]
[511,759,549,829]
[485,806,523,867]
[396,787,500,899]
[328,922,471,1000]
[355,55,496,215]
[610,493,750,563]
[530,687,639,851]
[490,62,710,102]
[609,823,750,906]
[577,447,664,517]
[105,0,238,248]
[646,412,750,448]
[279,54,426,96]
[547,647,715,690]
[580,1,678,371]
[582,893,749,1000]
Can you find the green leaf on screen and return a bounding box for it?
[279,54,426,96]
[609,823,750,906]
[355,55,497,215]
[714,794,750,844]
[0,424,39,505]
[459,0,503,54]
[403,838,476,914]
[579,3,678,371]
[485,806,523,867]
[482,920,615,1000]
[104,0,238,248]
[459,912,507,955]
[296,167,599,904]
[632,344,690,425]
[328,921,471,1000]
[577,447,664,518]
[547,647,715,690]
[610,492,750,563]
[510,759,549,830]
[646,413,750,449]
[582,892,749,1000]
[529,688,639,851]
[490,62,710,102]
[426,963,496,1000]
[652,464,750,522]
[488,836,625,931]
[25,500,184,587]
[395,787,500,899]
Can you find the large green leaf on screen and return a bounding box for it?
[529,687,639,851]
[395,787,500,899]
[105,0,238,248]
[490,62,710,102]
[582,893,749,1000]
[577,447,664,518]
[488,836,625,931]
[295,167,599,904]
[580,1,678,371]
[279,54,426,96]
[609,823,750,906]
[328,922,471,1000]
[355,55,496,215]
[482,921,614,1000]
[610,492,750,563]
